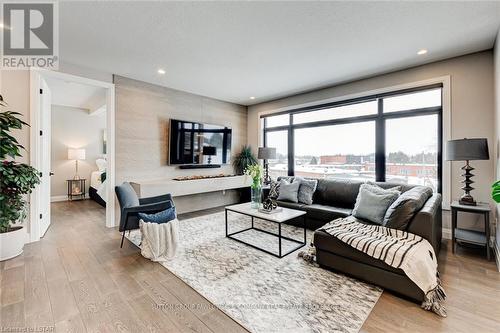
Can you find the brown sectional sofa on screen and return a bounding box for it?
[275,177,442,302]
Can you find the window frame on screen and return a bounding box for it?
[262,84,443,193]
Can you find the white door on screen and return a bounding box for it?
[38,78,52,237]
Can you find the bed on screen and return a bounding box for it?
[89,159,107,207]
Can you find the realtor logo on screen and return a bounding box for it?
[1,1,58,69]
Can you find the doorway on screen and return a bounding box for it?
[29,69,115,242]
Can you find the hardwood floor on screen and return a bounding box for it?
[1,199,499,332]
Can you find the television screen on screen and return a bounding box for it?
[169,119,232,165]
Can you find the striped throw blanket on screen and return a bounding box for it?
[319,216,446,317]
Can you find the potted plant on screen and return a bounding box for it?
[245,164,263,209]
[492,181,500,203]
[232,145,258,175]
[0,94,40,261]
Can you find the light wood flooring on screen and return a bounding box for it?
[0,199,499,332]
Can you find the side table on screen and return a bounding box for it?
[67,179,86,201]
[450,200,491,260]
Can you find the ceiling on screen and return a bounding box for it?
[46,77,106,111]
[59,1,500,106]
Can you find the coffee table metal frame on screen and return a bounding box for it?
[225,207,306,258]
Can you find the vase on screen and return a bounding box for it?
[251,186,262,209]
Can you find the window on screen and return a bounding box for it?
[265,130,288,179]
[262,85,442,192]
[385,115,438,191]
[294,122,375,180]
[383,88,441,113]
[293,100,377,124]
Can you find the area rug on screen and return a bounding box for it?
[127,211,382,333]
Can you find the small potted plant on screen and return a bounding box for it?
[245,164,263,209]
[0,95,40,261]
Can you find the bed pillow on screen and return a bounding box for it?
[294,176,318,205]
[96,158,107,172]
[383,186,433,230]
[138,207,176,224]
[277,179,300,203]
[352,183,400,225]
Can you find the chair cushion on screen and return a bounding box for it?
[352,183,400,225]
[138,207,176,224]
[383,186,433,230]
[314,229,405,275]
[115,182,139,208]
[303,204,352,222]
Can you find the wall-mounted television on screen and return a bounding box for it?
[168,119,232,166]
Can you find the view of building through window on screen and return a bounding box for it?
[263,86,441,192]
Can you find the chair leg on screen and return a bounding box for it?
[120,230,126,248]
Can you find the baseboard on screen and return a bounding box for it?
[495,242,500,272]
[51,195,89,202]
[51,195,67,202]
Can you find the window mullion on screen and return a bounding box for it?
[375,98,385,182]
[288,114,294,176]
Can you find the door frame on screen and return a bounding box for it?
[29,68,116,243]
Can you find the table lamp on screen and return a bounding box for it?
[68,148,86,180]
[258,147,276,185]
[446,138,489,206]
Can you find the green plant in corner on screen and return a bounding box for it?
[491,180,500,203]
[0,94,40,234]
[232,145,258,175]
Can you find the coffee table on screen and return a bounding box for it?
[225,202,307,258]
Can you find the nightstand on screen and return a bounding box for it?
[450,200,491,260]
[67,179,86,201]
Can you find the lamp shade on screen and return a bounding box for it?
[446,138,489,161]
[68,148,86,160]
[258,147,276,160]
[202,146,217,156]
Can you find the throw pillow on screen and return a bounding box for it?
[294,176,318,205]
[277,179,300,203]
[383,186,433,230]
[138,207,177,224]
[268,181,280,199]
[352,183,400,225]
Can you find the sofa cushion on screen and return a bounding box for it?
[275,200,306,210]
[314,229,405,275]
[352,183,400,225]
[383,186,433,230]
[277,178,300,203]
[268,181,280,199]
[303,204,352,222]
[313,178,364,208]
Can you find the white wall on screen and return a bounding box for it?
[248,51,496,235]
[114,75,248,214]
[51,106,106,199]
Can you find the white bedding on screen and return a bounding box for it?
[90,171,104,188]
[90,170,107,203]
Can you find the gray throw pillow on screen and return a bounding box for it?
[277,179,300,203]
[383,186,433,230]
[352,183,400,225]
[294,176,318,205]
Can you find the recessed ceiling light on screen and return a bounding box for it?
[249,96,256,100]
[157,69,166,75]
[417,49,428,55]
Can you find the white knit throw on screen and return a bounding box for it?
[139,219,179,262]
